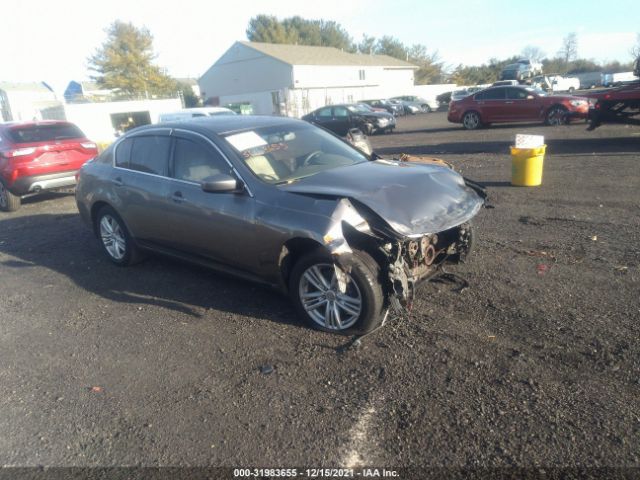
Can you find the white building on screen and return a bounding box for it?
[199,41,418,117]
[0,82,64,122]
[64,98,182,144]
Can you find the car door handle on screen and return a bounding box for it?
[505,101,514,104]
[171,191,185,203]
[112,177,123,187]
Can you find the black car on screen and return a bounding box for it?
[302,104,396,136]
[361,99,404,116]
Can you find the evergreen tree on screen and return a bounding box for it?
[88,20,177,98]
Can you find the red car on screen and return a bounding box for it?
[447,85,589,130]
[0,121,98,211]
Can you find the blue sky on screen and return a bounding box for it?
[3,0,639,94]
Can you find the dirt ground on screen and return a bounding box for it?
[0,113,638,478]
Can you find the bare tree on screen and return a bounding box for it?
[521,45,545,62]
[558,33,578,64]
[630,33,640,59]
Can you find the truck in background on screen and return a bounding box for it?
[572,71,604,89]
[584,57,640,130]
[531,74,580,93]
[603,71,637,87]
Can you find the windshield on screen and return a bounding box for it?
[223,122,369,185]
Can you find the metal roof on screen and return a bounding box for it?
[0,81,54,92]
[238,41,417,69]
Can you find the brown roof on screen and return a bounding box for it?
[239,41,417,68]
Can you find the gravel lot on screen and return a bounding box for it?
[0,113,638,478]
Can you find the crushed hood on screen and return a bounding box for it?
[282,159,484,237]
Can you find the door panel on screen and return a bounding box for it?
[504,88,541,121]
[163,133,258,273]
[473,88,507,122]
[111,134,172,245]
[332,106,351,136]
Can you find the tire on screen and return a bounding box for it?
[568,87,575,93]
[289,249,384,335]
[421,104,432,113]
[0,182,21,212]
[545,106,568,126]
[462,111,482,130]
[94,205,143,266]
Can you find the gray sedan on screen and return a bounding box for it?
[76,116,483,334]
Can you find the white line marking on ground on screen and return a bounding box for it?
[342,404,377,469]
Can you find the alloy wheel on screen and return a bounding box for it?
[463,112,480,129]
[547,108,566,126]
[99,214,127,260]
[298,263,362,331]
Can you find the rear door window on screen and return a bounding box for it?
[129,135,170,176]
[7,123,85,143]
[317,108,332,118]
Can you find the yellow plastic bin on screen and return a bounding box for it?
[510,144,546,186]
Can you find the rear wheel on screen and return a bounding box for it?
[462,111,482,130]
[290,249,384,335]
[95,205,143,266]
[422,104,432,113]
[545,106,568,126]
[0,183,21,212]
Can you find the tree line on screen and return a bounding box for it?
[86,19,640,100]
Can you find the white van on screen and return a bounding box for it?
[158,107,236,123]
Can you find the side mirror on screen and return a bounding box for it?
[201,173,240,193]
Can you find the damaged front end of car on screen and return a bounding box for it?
[281,158,485,320]
[321,196,479,316]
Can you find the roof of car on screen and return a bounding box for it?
[132,115,303,136]
[0,120,73,130]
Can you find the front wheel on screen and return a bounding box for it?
[545,106,568,126]
[421,104,432,113]
[0,183,21,212]
[462,111,482,130]
[290,249,384,335]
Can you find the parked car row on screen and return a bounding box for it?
[360,99,405,116]
[302,104,396,136]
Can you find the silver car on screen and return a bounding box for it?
[76,116,483,334]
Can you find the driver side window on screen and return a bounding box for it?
[172,138,227,183]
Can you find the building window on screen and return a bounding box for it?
[359,70,366,80]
